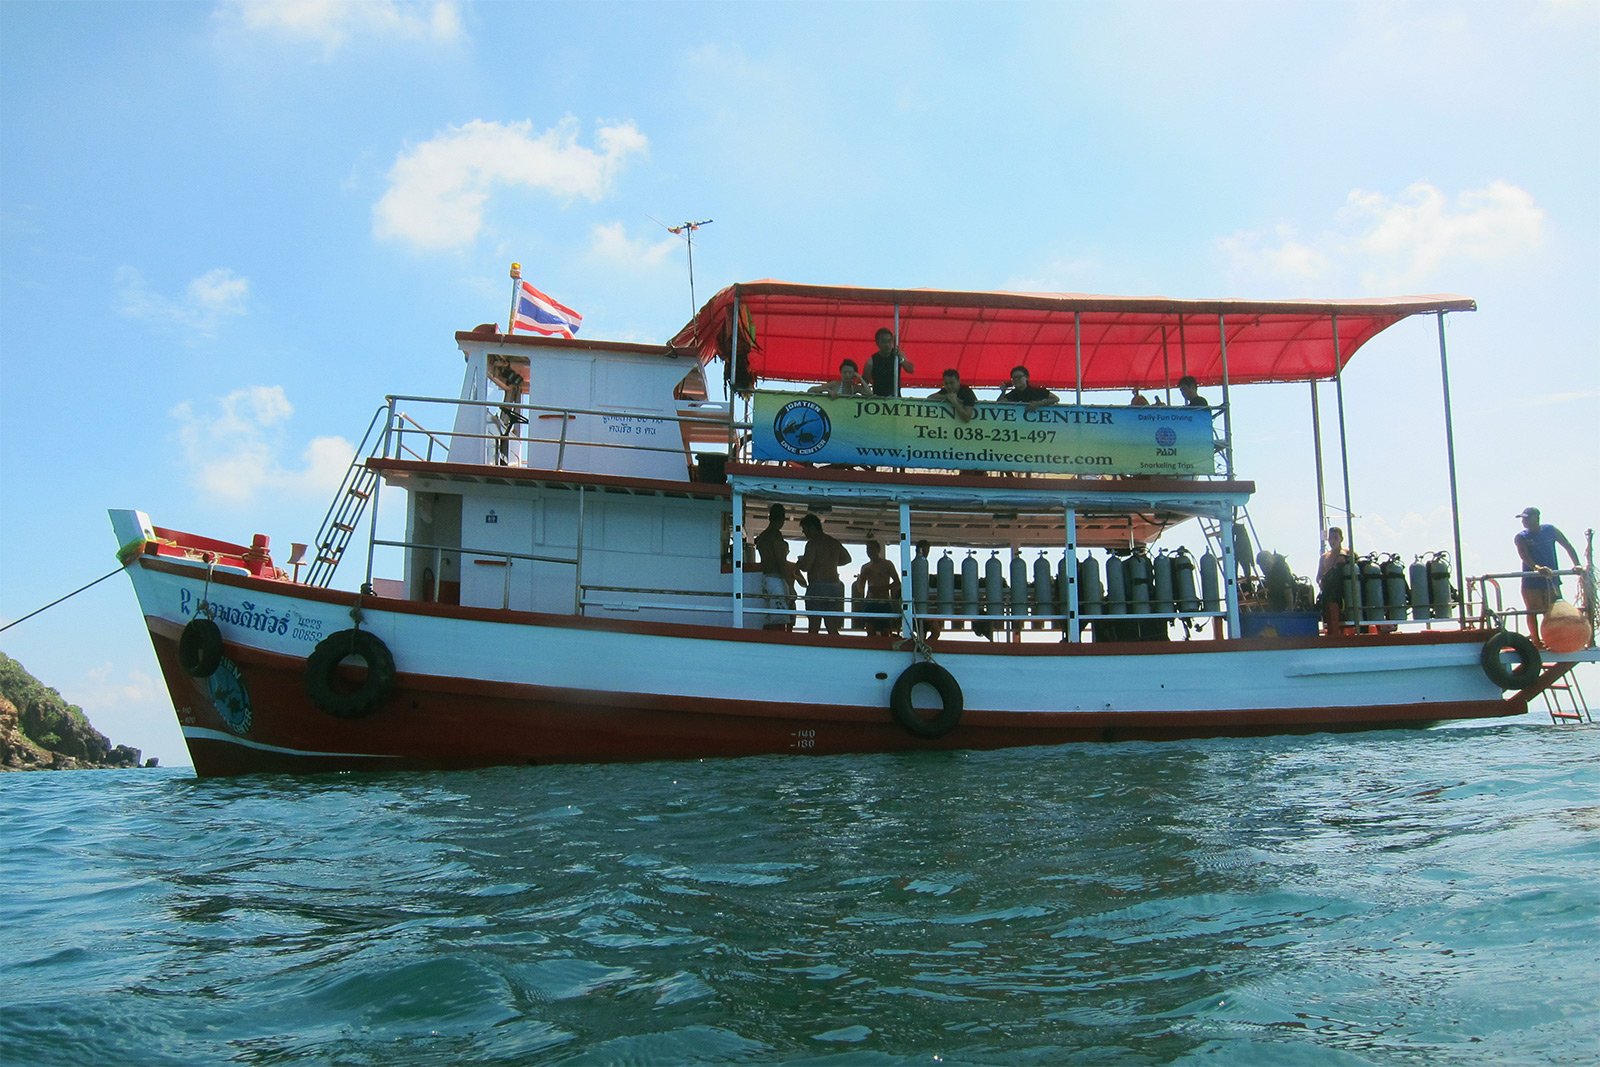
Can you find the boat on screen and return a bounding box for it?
[110,279,1599,776]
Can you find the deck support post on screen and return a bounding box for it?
[731,487,744,628]
[1064,505,1080,643]
[1436,312,1468,625]
[361,398,394,597]
[1219,508,1241,637]
[1074,311,1083,404]
[898,501,915,639]
[1310,381,1328,554]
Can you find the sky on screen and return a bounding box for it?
[2,1,1597,767]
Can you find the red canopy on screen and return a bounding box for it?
[667,280,1476,391]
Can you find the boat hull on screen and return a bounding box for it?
[129,556,1523,777]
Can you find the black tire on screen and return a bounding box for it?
[1480,630,1541,690]
[306,629,395,719]
[890,661,964,739]
[178,618,223,678]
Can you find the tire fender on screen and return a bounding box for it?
[306,629,395,719]
[179,618,223,678]
[890,661,964,739]
[1480,630,1541,691]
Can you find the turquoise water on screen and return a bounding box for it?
[3,722,1597,1065]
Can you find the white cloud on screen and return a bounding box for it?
[171,386,353,504]
[373,118,649,252]
[76,662,166,710]
[588,222,679,270]
[117,267,250,336]
[1221,181,1545,293]
[220,0,463,54]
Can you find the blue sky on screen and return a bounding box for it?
[2,1,1596,766]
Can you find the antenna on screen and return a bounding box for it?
[666,218,713,318]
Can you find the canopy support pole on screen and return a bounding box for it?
[1074,311,1083,404]
[1310,380,1328,553]
[1332,314,1363,623]
[1217,313,1235,478]
[1437,312,1467,625]
[728,292,741,458]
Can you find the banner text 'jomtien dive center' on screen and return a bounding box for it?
[752,393,1214,476]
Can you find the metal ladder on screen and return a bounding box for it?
[1541,665,1593,724]
[306,405,390,589]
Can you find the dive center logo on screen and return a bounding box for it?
[774,400,831,456]
[1155,427,1177,447]
[208,659,253,736]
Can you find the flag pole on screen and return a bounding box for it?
[506,262,522,335]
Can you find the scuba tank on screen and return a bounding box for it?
[1009,551,1030,623]
[912,550,931,615]
[1359,553,1385,624]
[1428,551,1453,619]
[1408,555,1431,620]
[1033,551,1055,626]
[1340,554,1360,623]
[960,550,979,630]
[1152,550,1175,616]
[1056,555,1073,629]
[1105,552,1127,614]
[936,551,956,622]
[984,551,1005,621]
[1381,554,1408,622]
[1199,549,1221,614]
[1127,548,1153,614]
[1174,547,1199,613]
[1078,552,1102,617]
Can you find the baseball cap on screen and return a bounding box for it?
[1516,507,1540,518]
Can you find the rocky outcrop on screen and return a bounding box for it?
[0,653,149,770]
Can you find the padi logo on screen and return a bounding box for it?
[774,400,831,456]
[1155,427,1177,447]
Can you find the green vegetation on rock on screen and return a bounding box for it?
[0,652,148,770]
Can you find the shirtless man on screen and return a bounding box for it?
[852,538,903,636]
[753,503,795,630]
[796,513,851,634]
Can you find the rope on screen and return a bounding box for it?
[893,629,938,663]
[0,564,126,633]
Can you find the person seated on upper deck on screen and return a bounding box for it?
[928,368,977,422]
[997,366,1059,411]
[809,359,870,399]
[1178,375,1209,407]
[1130,389,1150,407]
[853,538,903,637]
[864,328,915,397]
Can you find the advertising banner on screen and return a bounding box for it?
[752,392,1214,476]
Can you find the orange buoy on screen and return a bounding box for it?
[1542,601,1591,654]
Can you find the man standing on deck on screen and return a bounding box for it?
[852,539,902,636]
[1514,507,1580,649]
[797,513,851,634]
[864,327,915,397]
[754,504,796,631]
[1178,375,1209,406]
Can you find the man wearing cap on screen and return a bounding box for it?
[1514,507,1580,649]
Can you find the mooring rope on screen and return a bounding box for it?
[0,564,126,633]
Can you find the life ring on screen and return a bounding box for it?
[178,618,223,678]
[890,661,964,739]
[306,629,395,718]
[1480,630,1541,690]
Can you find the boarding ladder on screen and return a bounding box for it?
[1541,661,1594,725]
[306,405,390,589]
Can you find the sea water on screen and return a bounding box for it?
[2,721,1596,1065]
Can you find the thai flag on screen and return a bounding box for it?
[512,280,582,338]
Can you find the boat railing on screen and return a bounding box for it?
[381,394,745,474]
[1467,567,1592,637]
